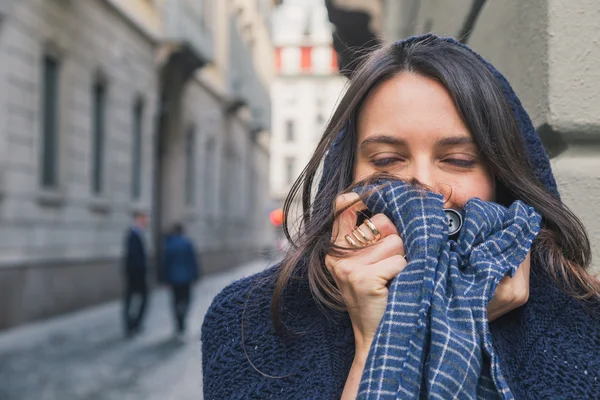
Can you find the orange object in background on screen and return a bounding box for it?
[300,46,312,72]
[270,208,284,226]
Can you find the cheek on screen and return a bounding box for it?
[353,162,374,183]
[449,173,496,206]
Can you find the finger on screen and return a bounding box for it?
[517,252,531,286]
[512,252,531,301]
[369,254,408,282]
[488,254,531,321]
[333,212,400,248]
[331,193,367,242]
[354,234,405,265]
[355,213,399,243]
[501,252,530,295]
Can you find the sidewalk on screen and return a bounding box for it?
[0,259,273,400]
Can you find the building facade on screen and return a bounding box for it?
[270,0,346,207]
[0,0,276,329]
[325,0,600,272]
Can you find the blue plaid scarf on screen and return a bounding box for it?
[355,181,541,399]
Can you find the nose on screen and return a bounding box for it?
[404,160,452,205]
[406,159,436,190]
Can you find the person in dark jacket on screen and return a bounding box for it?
[163,223,200,336]
[123,211,149,337]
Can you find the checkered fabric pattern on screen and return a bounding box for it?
[355,181,542,399]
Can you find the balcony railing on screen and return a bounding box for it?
[160,0,213,64]
[228,16,271,130]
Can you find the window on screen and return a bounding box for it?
[300,46,312,72]
[285,120,295,142]
[40,55,60,189]
[91,79,107,195]
[185,126,196,206]
[131,98,144,200]
[285,156,296,185]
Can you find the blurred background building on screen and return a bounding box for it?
[0,0,598,331]
[269,0,346,229]
[0,0,278,329]
[325,0,600,272]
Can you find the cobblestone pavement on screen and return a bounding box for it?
[0,259,274,400]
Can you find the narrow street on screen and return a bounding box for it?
[0,259,272,400]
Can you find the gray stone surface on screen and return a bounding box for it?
[0,259,273,400]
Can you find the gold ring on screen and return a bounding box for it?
[345,234,360,248]
[364,219,381,241]
[351,229,367,245]
[354,226,375,244]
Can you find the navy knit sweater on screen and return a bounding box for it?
[201,36,600,399]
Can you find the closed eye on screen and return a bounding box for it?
[371,157,403,168]
[443,159,476,168]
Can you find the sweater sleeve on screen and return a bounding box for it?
[201,266,352,400]
[490,270,600,399]
[201,276,257,399]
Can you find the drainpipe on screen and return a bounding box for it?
[458,0,487,44]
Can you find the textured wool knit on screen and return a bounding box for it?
[355,182,541,399]
[201,35,600,400]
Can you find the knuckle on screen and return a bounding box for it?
[335,192,359,211]
[334,259,353,278]
[389,254,407,265]
[385,234,403,249]
[495,276,529,306]
[371,213,398,235]
[494,285,515,304]
[347,271,366,286]
[324,255,334,270]
[514,285,529,305]
[370,213,389,226]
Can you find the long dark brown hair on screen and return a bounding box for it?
[271,36,599,333]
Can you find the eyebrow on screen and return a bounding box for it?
[359,134,475,150]
[435,136,475,146]
[359,135,407,149]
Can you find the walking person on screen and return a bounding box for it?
[163,223,200,337]
[201,35,600,399]
[123,211,149,337]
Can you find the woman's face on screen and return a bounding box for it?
[354,72,495,208]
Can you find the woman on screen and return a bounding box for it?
[202,35,600,399]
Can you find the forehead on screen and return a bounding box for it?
[357,72,470,141]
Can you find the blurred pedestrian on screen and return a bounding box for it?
[122,211,149,337]
[163,223,200,337]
